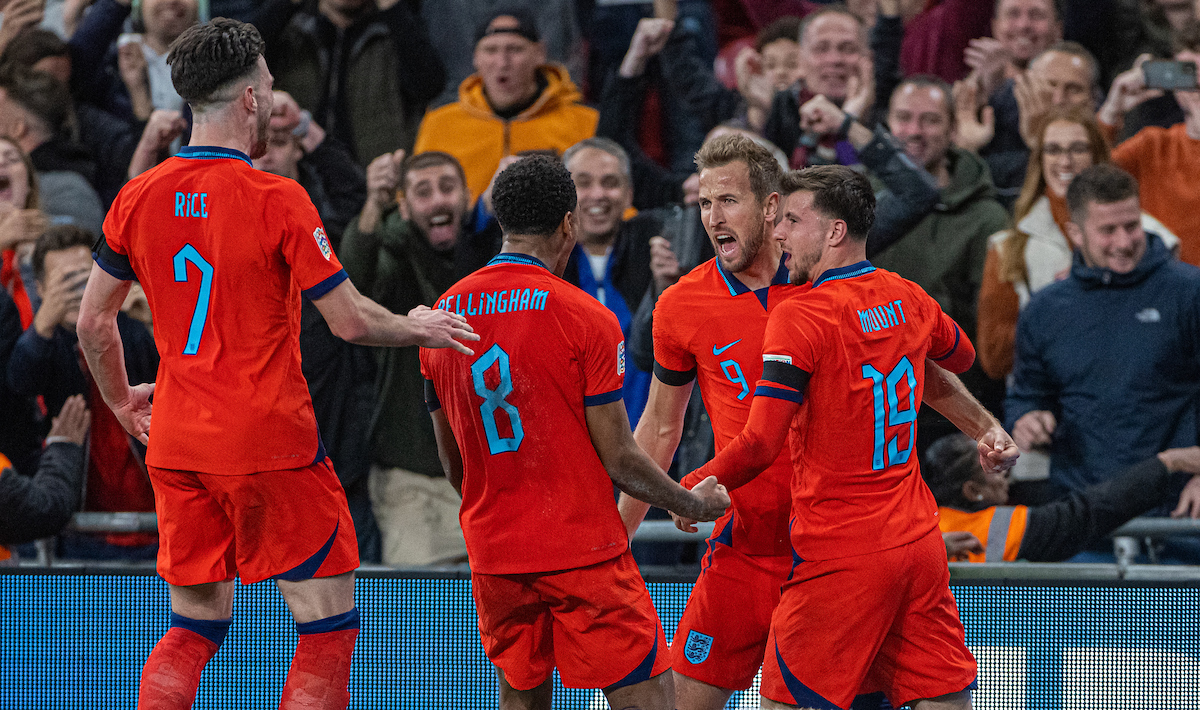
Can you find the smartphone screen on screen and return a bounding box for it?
[1143,60,1198,91]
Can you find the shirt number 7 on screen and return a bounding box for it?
[173,244,213,356]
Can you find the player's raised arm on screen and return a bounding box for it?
[619,374,696,536]
[679,388,798,494]
[312,278,479,353]
[586,399,729,524]
[923,359,1019,474]
[77,263,154,444]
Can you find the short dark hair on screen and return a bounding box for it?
[167,18,265,109]
[33,224,93,281]
[0,67,71,137]
[921,433,981,509]
[889,74,954,121]
[778,165,875,240]
[491,155,577,237]
[402,151,467,190]
[0,28,68,69]
[1066,164,1139,225]
[694,133,783,203]
[755,16,803,52]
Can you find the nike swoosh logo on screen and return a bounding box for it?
[713,339,742,356]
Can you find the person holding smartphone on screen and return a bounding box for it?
[1099,20,1200,265]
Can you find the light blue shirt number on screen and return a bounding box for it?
[471,344,525,454]
[861,356,917,470]
[172,244,214,356]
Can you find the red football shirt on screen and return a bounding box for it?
[420,253,629,575]
[652,257,801,557]
[698,262,971,561]
[97,146,346,475]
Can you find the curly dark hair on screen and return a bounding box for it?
[167,18,265,109]
[921,433,982,509]
[491,155,578,237]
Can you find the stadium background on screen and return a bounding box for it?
[2,568,1198,709]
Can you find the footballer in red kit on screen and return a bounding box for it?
[420,155,729,710]
[77,19,476,709]
[680,166,1019,710]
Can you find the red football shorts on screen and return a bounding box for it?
[471,549,671,691]
[761,527,976,709]
[148,457,359,586]
[673,542,791,690]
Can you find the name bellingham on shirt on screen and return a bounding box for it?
[437,287,550,317]
[857,299,906,334]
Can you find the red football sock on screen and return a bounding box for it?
[137,628,219,710]
[279,610,359,710]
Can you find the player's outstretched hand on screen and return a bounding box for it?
[113,382,154,445]
[408,305,480,356]
[976,425,1019,475]
[943,531,983,561]
[689,475,730,522]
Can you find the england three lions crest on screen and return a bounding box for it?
[683,629,713,664]
[313,227,332,261]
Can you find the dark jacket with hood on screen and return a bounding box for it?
[1006,233,1200,495]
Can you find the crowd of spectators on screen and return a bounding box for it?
[3,0,1200,567]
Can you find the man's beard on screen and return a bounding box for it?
[720,220,766,273]
[249,103,271,159]
[789,247,820,284]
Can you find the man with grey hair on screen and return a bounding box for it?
[562,136,662,424]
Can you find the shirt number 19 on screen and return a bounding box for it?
[861,356,917,470]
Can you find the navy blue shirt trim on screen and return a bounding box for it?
[303,270,349,300]
[487,253,549,270]
[583,389,623,407]
[812,260,875,288]
[930,324,962,362]
[176,145,253,166]
[424,378,441,412]
[754,384,804,403]
[653,360,697,387]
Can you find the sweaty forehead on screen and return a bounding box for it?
[698,163,752,196]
